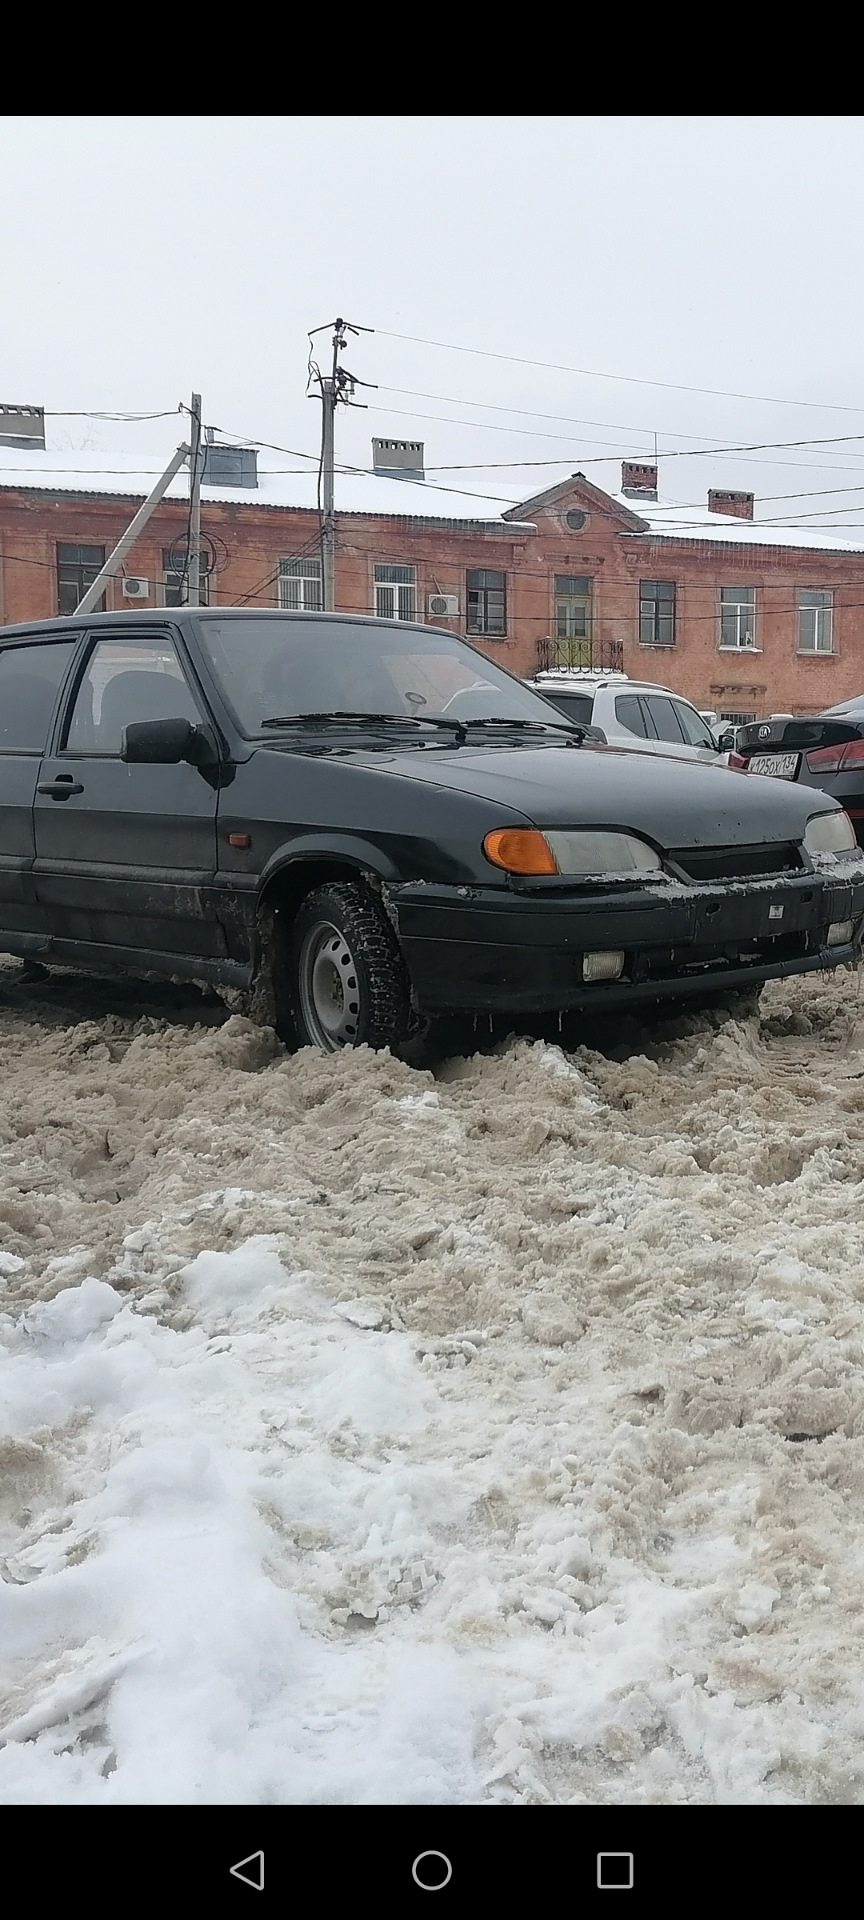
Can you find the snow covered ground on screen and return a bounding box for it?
[2,962,864,1805]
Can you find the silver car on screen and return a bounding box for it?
[528,671,723,764]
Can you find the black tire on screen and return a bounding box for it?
[286,881,412,1053]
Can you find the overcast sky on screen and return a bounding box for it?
[4,116,864,526]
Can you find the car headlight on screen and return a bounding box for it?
[803,810,857,856]
[483,827,662,876]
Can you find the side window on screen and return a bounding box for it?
[614,694,649,738]
[0,642,76,752]
[644,695,687,744]
[64,638,200,756]
[674,701,716,749]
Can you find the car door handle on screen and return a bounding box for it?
[37,779,84,798]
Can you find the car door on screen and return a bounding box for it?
[0,635,80,953]
[667,697,724,763]
[641,694,719,764]
[34,628,225,962]
[608,692,659,755]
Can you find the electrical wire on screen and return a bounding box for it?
[10,538,864,629]
[376,386,864,454]
[375,328,864,417]
[233,531,323,606]
[43,410,181,422]
[366,401,864,463]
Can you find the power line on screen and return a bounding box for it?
[44,410,181,421]
[341,539,864,612]
[376,385,864,455]
[367,400,864,462]
[375,328,864,417]
[12,535,864,626]
[234,531,323,606]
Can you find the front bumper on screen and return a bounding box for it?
[389,868,864,1013]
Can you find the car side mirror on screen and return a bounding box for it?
[121,718,218,767]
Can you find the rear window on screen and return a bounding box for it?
[0,641,76,752]
[540,691,594,724]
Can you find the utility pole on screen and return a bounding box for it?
[307,320,374,611]
[186,392,203,607]
[320,359,336,614]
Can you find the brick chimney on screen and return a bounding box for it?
[708,489,754,520]
[621,461,658,500]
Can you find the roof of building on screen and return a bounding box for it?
[1,447,863,553]
[607,490,864,554]
[0,447,533,527]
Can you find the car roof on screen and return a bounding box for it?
[531,670,628,686]
[532,674,695,701]
[0,607,457,642]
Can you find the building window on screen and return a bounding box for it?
[161,547,210,607]
[278,555,322,612]
[719,710,757,728]
[374,563,416,621]
[466,568,506,637]
[798,589,833,653]
[554,575,592,666]
[57,543,105,616]
[639,580,675,646]
[719,585,757,648]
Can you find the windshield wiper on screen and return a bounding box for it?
[262,710,459,729]
[457,715,589,739]
[261,710,469,741]
[259,711,589,746]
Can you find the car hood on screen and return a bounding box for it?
[281,739,837,849]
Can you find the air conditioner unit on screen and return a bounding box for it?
[428,593,459,619]
[123,577,150,599]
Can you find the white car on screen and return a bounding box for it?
[527,670,724,765]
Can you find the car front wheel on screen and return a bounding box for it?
[287,881,412,1052]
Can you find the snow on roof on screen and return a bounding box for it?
[609,490,864,555]
[1,447,862,553]
[0,446,531,527]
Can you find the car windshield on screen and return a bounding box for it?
[196,615,574,736]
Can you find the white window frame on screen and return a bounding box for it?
[719,585,757,650]
[374,563,416,622]
[278,555,323,612]
[798,589,833,654]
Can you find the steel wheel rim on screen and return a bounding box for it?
[298,920,362,1049]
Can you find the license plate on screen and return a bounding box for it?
[747,752,800,778]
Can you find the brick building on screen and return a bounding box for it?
[2,437,864,727]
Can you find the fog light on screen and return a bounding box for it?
[827,920,854,946]
[582,949,625,982]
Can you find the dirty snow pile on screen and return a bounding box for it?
[2,965,864,1805]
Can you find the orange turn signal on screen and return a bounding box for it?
[483,828,558,875]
